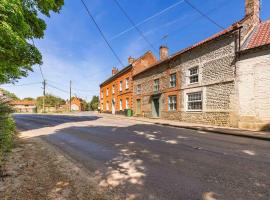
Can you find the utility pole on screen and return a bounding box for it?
[42,80,46,113]
[69,80,72,112]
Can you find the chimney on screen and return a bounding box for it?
[159,46,169,60]
[128,56,135,64]
[112,67,118,75]
[245,0,260,24]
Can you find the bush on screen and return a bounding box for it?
[0,100,16,167]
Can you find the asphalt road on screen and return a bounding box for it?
[14,114,270,200]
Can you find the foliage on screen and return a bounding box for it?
[0,88,19,100]
[23,97,35,101]
[0,100,15,167]
[0,0,64,84]
[36,94,65,109]
[89,95,99,111]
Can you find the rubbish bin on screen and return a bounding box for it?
[126,109,133,117]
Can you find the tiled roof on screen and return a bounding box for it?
[245,19,270,50]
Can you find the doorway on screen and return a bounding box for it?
[152,96,160,118]
[112,98,115,115]
[136,99,141,115]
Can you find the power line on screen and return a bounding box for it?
[113,0,157,53]
[183,0,224,30]
[80,0,124,67]
[47,83,70,94]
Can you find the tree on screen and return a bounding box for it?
[89,96,99,111]
[0,89,19,100]
[23,97,35,101]
[0,0,64,84]
[36,94,65,109]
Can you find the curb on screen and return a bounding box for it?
[100,114,270,141]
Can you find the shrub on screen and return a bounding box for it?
[0,100,15,167]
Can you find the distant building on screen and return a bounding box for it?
[70,97,82,111]
[99,51,157,114]
[10,100,37,113]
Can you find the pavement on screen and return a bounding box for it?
[98,113,270,141]
[13,113,270,200]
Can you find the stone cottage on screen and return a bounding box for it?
[132,0,270,130]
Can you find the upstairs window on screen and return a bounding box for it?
[168,96,177,111]
[101,91,104,99]
[189,67,199,84]
[136,84,142,94]
[187,92,202,111]
[154,79,159,92]
[112,85,115,94]
[125,78,129,89]
[106,88,109,96]
[170,73,176,87]
[119,81,122,91]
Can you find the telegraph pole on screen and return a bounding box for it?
[69,80,72,112]
[42,80,46,113]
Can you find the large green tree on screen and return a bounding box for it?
[0,0,64,84]
[36,94,65,109]
[0,88,19,100]
[89,95,99,111]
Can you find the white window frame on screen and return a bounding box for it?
[154,79,159,92]
[187,91,202,111]
[188,66,199,84]
[119,99,123,110]
[101,103,103,111]
[125,78,129,89]
[112,85,115,94]
[119,81,122,92]
[168,95,177,111]
[101,91,104,99]
[125,98,129,109]
[170,73,177,88]
[106,88,109,96]
[136,84,142,95]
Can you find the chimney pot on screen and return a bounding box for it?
[112,67,118,75]
[159,46,169,60]
[128,56,135,64]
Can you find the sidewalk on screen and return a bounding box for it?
[99,113,270,141]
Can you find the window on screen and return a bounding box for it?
[126,98,129,109]
[154,79,159,92]
[112,85,115,94]
[101,91,103,99]
[136,84,142,94]
[106,101,109,111]
[168,96,177,111]
[101,103,103,110]
[187,92,202,111]
[170,73,176,87]
[119,81,122,91]
[106,88,109,96]
[119,99,123,110]
[189,67,199,84]
[125,78,129,89]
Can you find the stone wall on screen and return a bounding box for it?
[133,33,238,126]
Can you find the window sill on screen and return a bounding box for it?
[186,110,202,112]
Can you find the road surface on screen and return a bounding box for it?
[14,114,270,200]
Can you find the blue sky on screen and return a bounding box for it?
[2,0,270,101]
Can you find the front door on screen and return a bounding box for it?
[136,99,141,115]
[152,97,160,118]
[112,99,115,115]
